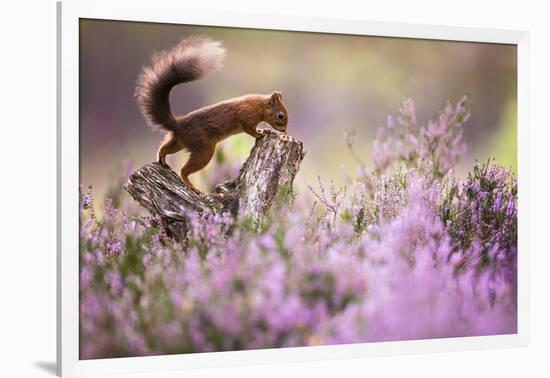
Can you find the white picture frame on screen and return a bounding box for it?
[57,0,530,376]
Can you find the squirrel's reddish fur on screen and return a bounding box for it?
[135,35,289,193]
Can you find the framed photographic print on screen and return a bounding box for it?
[58,0,529,376]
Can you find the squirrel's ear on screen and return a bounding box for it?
[270,91,283,105]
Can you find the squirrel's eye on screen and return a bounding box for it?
[276,112,285,120]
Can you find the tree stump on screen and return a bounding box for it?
[124,132,305,239]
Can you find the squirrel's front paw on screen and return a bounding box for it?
[256,128,275,137]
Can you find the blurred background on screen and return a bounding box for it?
[80,19,517,200]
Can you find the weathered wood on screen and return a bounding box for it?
[124,131,305,238]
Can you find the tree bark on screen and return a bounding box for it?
[124,132,305,239]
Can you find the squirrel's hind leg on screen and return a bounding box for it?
[180,144,215,194]
[157,133,183,167]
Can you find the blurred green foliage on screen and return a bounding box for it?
[488,99,518,173]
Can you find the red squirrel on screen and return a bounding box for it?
[135,35,289,193]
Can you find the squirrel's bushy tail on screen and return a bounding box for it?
[136,35,226,131]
